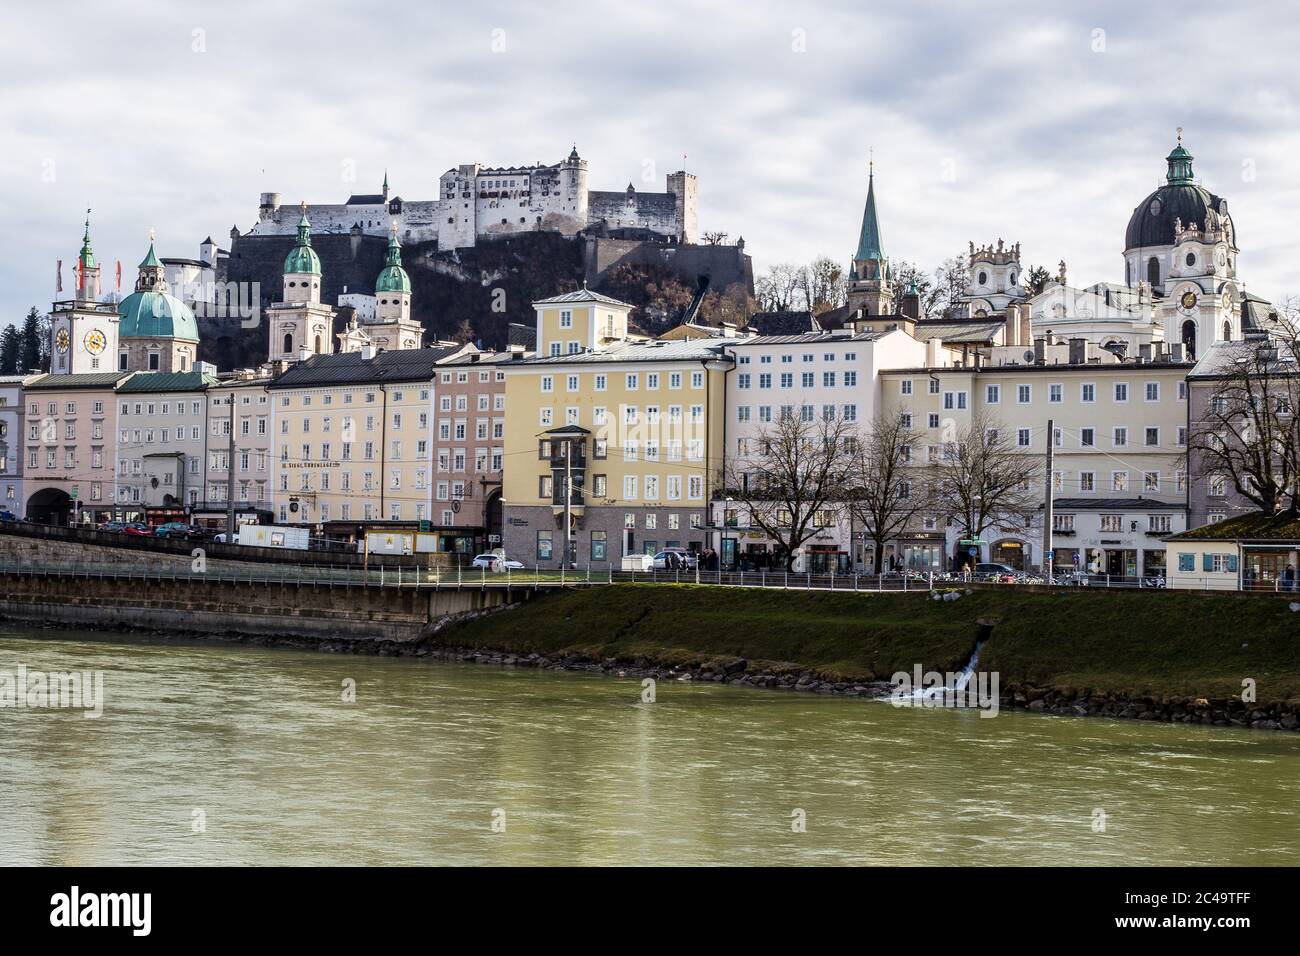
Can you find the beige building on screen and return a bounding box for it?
[266,344,470,534]
[195,368,277,529]
[883,343,1192,577]
[503,288,732,566]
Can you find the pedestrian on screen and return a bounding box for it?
[1284,564,1295,592]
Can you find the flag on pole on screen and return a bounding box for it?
[56,259,62,293]
[73,257,82,291]
[115,259,122,292]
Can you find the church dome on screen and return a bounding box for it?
[118,291,199,340]
[1124,140,1233,251]
[283,207,321,275]
[375,229,411,294]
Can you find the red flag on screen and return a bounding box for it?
[56,259,62,293]
[95,266,102,298]
[115,259,122,291]
[73,258,82,290]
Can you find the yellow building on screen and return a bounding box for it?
[267,344,471,532]
[503,289,733,566]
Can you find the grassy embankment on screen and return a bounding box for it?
[444,584,1300,703]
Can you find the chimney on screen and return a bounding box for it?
[1138,343,1152,363]
[1033,337,1046,366]
[360,344,376,360]
[1068,337,1086,365]
[1170,343,1184,363]
[1017,305,1031,349]
[925,337,944,367]
[1003,306,1019,347]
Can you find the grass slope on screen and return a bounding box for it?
[445,584,1300,703]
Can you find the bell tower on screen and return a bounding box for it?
[846,160,895,317]
[267,203,334,363]
[49,214,119,374]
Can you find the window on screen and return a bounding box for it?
[1144,471,1160,492]
[1112,427,1127,448]
[536,531,554,561]
[1049,383,1063,403]
[1145,382,1160,402]
[986,384,1000,404]
[900,380,913,395]
[1145,427,1159,447]
[1149,514,1171,533]
[1112,471,1129,492]
[1100,514,1123,533]
[1080,427,1095,448]
[1113,382,1128,403]
[591,531,607,562]
[928,379,940,395]
[1016,384,1031,404]
[1081,383,1095,403]
[927,413,939,428]
[1178,553,1195,572]
[1079,471,1095,492]
[1017,428,1031,447]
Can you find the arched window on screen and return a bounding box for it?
[283,332,293,355]
[314,335,323,353]
[1125,261,1132,286]
[1147,257,1161,287]
[1223,320,1231,342]
[1181,320,1196,361]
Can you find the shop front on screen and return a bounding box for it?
[990,538,1027,570]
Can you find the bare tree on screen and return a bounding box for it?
[847,411,931,572]
[930,255,969,319]
[933,412,1039,562]
[700,231,729,245]
[755,263,807,313]
[723,412,857,570]
[797,256,847,315]
[1189,330,1300,516]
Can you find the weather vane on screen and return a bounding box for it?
[1176,126,1183,145]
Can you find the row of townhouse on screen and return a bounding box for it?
[9,284,1272,573]
[15,343,509,555]
[498,290,1232,577]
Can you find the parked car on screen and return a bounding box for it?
[471,553,524,571]
[0,510,18,523]
[973,562,1019,581]
[121,522,154,537]
[651,549,697,570]
[100,520,127,533]
[154,521,206,541]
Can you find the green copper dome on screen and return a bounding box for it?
[375,230,411,294]
[283,210,321,275]
[117,290,199,340]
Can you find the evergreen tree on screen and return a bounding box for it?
[19,307,43,373]
[0,324,21,375]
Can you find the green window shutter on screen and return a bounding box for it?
[1178,553,1194,572]
[1203,553,1214,572]
[1227,554,1239,573]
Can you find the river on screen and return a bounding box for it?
[2,627,1298,866]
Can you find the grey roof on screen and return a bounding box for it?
[507,322,537,349]
[533,287,633,308]
[725,331,881,347]
[516,339,731,366]
[1054,497,1185,511]
[913,319,1004,344]
[269,346,465,388]
[345,194,387,205]
[1188,338,1299,379]
[745,310,816,335]
[117,370,218,393]
[25,372,130,390]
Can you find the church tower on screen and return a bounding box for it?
[267,204,335,362]
[368,223,423,351]
[116,233,200,372]
[846,163,895,317]
[49,216,119,374]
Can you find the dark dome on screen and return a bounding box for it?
[1125,183,1229,250]
[1123,140,1233,251]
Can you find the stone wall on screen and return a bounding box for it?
[584,237,753,297]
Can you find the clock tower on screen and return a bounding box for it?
[49,216,119,374]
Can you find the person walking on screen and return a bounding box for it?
[1283,564,1295,592]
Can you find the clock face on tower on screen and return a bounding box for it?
[1179,290,1198,313]
[54,328,70,353]
[84,329,107,355]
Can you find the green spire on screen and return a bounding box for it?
[79,211,97,270]
[1166,128,1194,185]
[375,225,411,294]
[854,166,885,263]
[138,235,162,269]
[282,202,321,275]
[383,169,389,193]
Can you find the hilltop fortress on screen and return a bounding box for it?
[248,145,699,247]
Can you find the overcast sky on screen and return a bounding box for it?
[3,0,1298,324]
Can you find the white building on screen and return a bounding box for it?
[113,370,215,520]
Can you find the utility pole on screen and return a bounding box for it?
[1042,417,1054,580]
[225,390,237,540]
[563,436,573,569]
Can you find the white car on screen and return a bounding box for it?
[651,549,696,570]
[471,554,524,571]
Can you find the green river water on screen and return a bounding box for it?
[1,628,1298,866]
